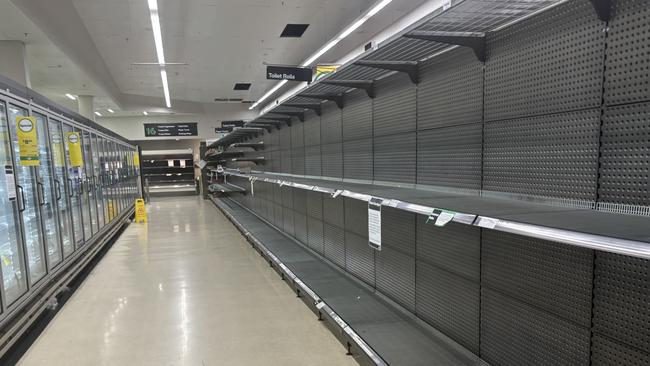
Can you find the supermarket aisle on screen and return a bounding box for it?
[18,197,356,366]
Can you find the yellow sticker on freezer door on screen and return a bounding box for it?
[66,132,83,167]
[133,153,140,167]
[51,132,65,167]
[16,116,39,166]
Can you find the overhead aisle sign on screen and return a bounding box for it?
[266,65,313,82]
[144,123,198,137]
[16,117,39,166]
[66,132,84,167]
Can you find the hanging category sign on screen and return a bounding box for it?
[266,65,313,82]
[144,123,198,137]
[16,117,39,166]
[66,132,84,167]
[368,197,383,250]
[51,133,65,167]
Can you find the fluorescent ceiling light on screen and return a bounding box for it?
[65,93,77,100]
[250,0,392,111]
[107,108,115,114]
[95,111,102,116]
[248,80,287,110]
[160,69,171,108]
[147,0,172,108]
[143,111,149,116]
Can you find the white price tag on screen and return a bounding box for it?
[4,165,16,200]
[368,197,382,250]
[435,211,455,227]
[387,199,400,208]
[476,217,499,229]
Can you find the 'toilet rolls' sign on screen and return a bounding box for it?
[266,65,313,82]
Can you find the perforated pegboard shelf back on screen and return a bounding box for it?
[484,0,606,121]
[604,0,650,106]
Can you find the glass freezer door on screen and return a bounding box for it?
[118,144,126,211]
[99,138,112,223]
[63,124,84,248]
[33,113,62,270]
[0,101,27,306]
[77,128,92,243]
[8,105,47,285]
[81,130,98,235]
[91,134,105,229]
[48,119,75,258]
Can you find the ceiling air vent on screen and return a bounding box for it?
[214,98,244,103]
[280,24,309,38]
[233,83,251,90]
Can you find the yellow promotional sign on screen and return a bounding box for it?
[134,198,147,223]
[16,117,39,166]
[66,132,84,167]
[51,132,65,167]
[133,153,140,167]
[315,65,340,81]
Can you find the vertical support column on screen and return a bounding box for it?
[77,95,95,121]
[0,41,31,87]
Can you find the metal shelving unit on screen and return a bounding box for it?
[142,150,196,196]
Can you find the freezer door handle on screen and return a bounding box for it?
[68,178,74,198]
[17,185,26,212]
[54,179,62,201]
[37,181,46,206]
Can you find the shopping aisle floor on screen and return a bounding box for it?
[18,197,357,366]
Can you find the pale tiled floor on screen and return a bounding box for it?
[18,197,357,366]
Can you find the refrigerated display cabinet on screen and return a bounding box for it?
[0,81,140,356]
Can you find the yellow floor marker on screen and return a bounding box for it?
[134,198,147,223]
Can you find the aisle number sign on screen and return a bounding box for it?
[66,132,84,167]
[134,198,147,223]
[16,117,39,166]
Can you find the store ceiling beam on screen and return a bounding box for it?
[248,120,284,130]
[273,110,305,122]
[404,31,486,62]
[264,115,292,123]
[230,142,265,151]
[246,123,274,132]
[353,60,419,84]
[281,103,322,116]
[298,93,344,109]
[588,0,611,21]
[320,80,375,99]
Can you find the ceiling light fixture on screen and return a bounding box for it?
[147,0,172,108]
[143,111,149,116]
[65,93,77,100]
[107,108,115,113]
[95,111,102,116]
[249,0,392,110]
